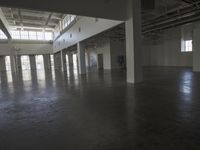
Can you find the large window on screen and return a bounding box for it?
[182,40,192,52]
[21,31,29,40]
[29,31,37,40]
[5,56,11,71]
[50,55,54,70]
[45,32,52,41]
[63,15,76,28]
[37,32,44,40]
[21,55,30,70]
[54,15,77,39]
[10,30,53,41]
[0,30,7,39]
[35,55,44,70]
[73,54,78,74]
[11,30,20,39]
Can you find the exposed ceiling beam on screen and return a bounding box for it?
[11,11,62,20]
[18,9,23,27]
[11,25,54,31]
[45,13,53,27]
[14,20,57,26]
[0,8,11,39]
[9,8,16,25]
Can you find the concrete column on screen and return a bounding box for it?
[54,52,62,70]
[193,23,200,72]
[125,0,143,83]
[67,52,74,69]
[10,55,17,73]
[77,42,86,74]
[43,54,51,71]
[61,50,67,72]
[0,56,6,72]
[29,55,36,70]
[86,52,91,68]
[16,55,22,71]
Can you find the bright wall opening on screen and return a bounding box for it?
[35,55,44,70]
[21,55,30,70]
[5,56,11,71]
[73,54,78,74]
[181,40,193,52]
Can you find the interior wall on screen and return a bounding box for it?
[86,38,111,70]
[0,41,53,55]
[143,26,193,67]
[53,16,122,53]
[85,38,126,70]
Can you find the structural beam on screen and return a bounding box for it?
[0,8,11,39]
[18,9,23,27]
[45,13,53,27]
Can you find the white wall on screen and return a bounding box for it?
[86,38,111,70]
[85,38,126,70]
[53,16,123,53]
[0,40,53,55]
[144,27,193,67]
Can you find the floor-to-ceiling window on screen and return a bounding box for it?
[50,55,54,70]
[35,55,44,70]
[36,55,45,80]
[21,55,30,70]
[73,54,78,75]
[50,55,55,79]
[65,55,69,74]
[21,55,31,81]
[5,56,13,83]
[5,56,11,71]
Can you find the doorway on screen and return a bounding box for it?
[97,54,103,69]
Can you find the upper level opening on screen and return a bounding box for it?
[0,7,77,41]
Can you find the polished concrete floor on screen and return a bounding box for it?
[0,67,200,150]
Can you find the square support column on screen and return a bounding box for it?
[0,56,6,72]
[86,52,91,69]
[54,52,62,70]
[29,55,36,70]
[10,55,17,73]
[43,54,51,71]
[77,42,86,74]
[125,0,143,83]
[67,52,73,69]
[193,23,200,72]
[16,55,22,71]
[61,50,67,72]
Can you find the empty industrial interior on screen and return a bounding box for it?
[0,0,200,149]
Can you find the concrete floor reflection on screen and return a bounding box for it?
[180,71,193,95]
[0,67,200,150]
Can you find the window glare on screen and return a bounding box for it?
[21,31,29,40]
[45,32,52,40]
[3,30,53,41]
[54,15,76,39]
[182,40,192,52]
[0,30,7,39]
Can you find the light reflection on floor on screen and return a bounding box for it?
[6,71,13,83]
[0,67,80,88]
[179,70,193,100]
